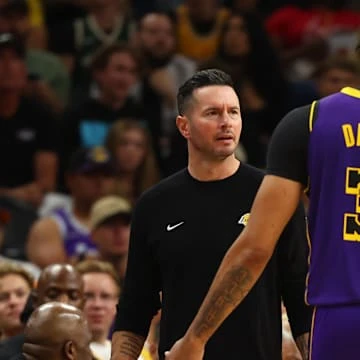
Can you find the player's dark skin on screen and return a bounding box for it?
[22,302,93,360]
[32,264,84,309]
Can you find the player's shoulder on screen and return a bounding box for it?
[136,169,189,206]
[239,163,265,183]
[283,104,312,124]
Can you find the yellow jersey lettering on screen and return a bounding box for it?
[342,124,355,147]
[344,167,360,241]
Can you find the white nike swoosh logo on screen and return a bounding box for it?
[167,222,184,231]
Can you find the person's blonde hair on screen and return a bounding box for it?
[106,119,160,201]
[0,262,34,289]
[75,260,121,294]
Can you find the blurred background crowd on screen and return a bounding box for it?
[0,0,359,359]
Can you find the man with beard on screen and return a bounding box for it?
[110,69,311,360]
[134,12,196,175]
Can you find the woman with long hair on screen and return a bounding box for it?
[106,119,160,204]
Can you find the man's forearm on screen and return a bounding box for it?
[295,333,309,360]
[185,243,272,345]
[111,331,146,360]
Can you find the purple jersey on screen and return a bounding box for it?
[306,87,360,306]
[52,208,98,258]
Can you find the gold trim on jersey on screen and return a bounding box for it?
[304,101,317,195]
[341,87,360,99]
[309,307,317,360]
[304,216,312,306]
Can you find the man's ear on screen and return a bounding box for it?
[64,340,76,360]
[176,115,190,139]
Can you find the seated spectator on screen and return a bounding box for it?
[76,259,155,360]
[106,120,160,204]
[266,0,360,80]
[76,260,119,360]
[49,0,134,98]
[0,263,33,342]
[0,263,84,360]
[134,12,196,172]
[290,56,360,107]
[175,0,229,63]
[22,302,93,360]
[201,11,289,166]
[27,147,115,269]
[0,0,70,112]
[0,33,58,208]
[313,56,360,97]
[89,196,131,281]
[61,43,142,168]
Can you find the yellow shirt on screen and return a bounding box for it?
[176,5,229,62]
[26,0,44,27]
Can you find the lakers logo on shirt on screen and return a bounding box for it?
[238,213,250,226]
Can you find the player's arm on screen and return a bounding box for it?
[34,151,58,193]
[26,217,66,268]
[278,204,312,360]
[165,105,311,359]
[111,195,161,360]
[295,333,309,360]
[165,176,304,359]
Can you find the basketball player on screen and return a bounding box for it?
[165,39,360,360]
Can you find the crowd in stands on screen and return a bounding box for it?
[0,0,359,359]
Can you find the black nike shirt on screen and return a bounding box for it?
[114,163,312,360]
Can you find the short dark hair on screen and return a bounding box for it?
[177,69,234,115]
[138,11,176,30]
[90,42,139,72]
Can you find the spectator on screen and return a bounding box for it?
[106,120,160,204]
[0,0,71,112]
[0,33,58,208]
[22,302,93,360]
[0,263,33,342]
[201,11,289,166]
[313,56,360,97]
[134,12,196,172]
[61,43,141,169]
[290,56,360,107]
[49,0,134,98]
[0,263,84,360]
[175,0,229,63]
[76,259,156,360]
[266,0,360,80]
[76,260,120,360]
[27,146,115,269]
[89,196,131,281]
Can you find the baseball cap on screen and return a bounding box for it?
[67,146,115,175]
[0,32,25,58]
[90,196,132,230]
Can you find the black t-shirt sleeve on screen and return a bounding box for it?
[278,203,313,338]
[113,194,161,337]
[34,103,59,153]
[266,105,311,187]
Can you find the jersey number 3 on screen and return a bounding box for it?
[344,167,360,241]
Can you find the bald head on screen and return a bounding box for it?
[33,264,84,309]
[23,302,92,360]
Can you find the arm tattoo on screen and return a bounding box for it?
[295,333,309,360]
[118,333,144,358]
[193,266,252,339]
